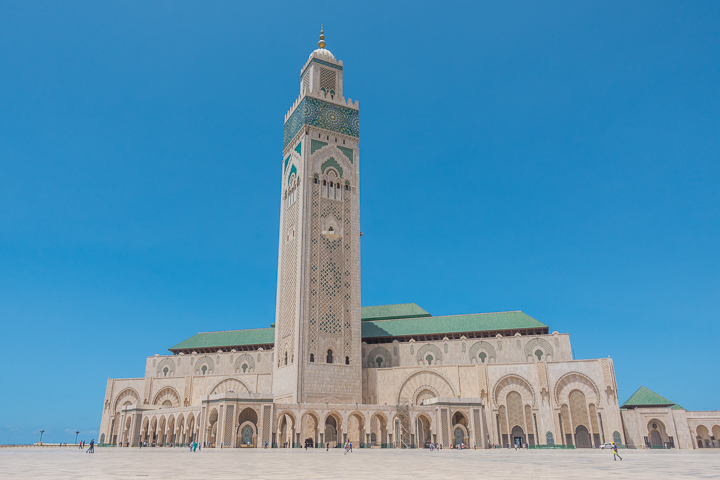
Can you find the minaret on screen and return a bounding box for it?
[272,29,361,404]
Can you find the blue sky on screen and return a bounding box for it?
[1,1,718,444]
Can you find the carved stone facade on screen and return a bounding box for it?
[98,34,718,451]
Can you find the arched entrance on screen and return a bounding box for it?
[511,426,525,447]
[454,427,464,445]
[575,425,591,448]
[451,411,468,446]
[241,425,253,445]
[416,414,432,448]
[369,413,387,447]
[206,408,218,447]
[325,415,339,447]
[300,412,319,448]
[650,430,662,447]
[236,408,258,447]
[277,412,296,448]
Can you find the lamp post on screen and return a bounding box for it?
[39,430,44,445]
[75,431,80,445]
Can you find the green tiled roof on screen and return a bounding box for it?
[362,311,547,339]
[621,386,683,409]
[361,303,431,321]
[169,328,275,352]
[169,308,548,352]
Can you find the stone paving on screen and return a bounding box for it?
[0,447,718,479]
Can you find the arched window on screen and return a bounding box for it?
[376,357,383,367]
[326,349,334,364]
[426,354,433,365]
[321,171,342,201]
[535,349,543,361]
[284,352,288,366]
[345,356,350,365]
[310,353,315,363]
[241,364,248,373]
[201,365,207,375]
[478,352,487,363]
[163,367,169,377]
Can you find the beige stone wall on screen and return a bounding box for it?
[362,333,571,370]
[363,348,623,448]
[144,351,273,379]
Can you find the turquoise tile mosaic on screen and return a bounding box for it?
[338,146,354,164]
[284,97,359,148]
[287,164,296,184]
[321,157,343,178]
[311,139,328,154]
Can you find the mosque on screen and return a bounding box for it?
[98,31,720,451]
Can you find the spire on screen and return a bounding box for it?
[318,26,326,48]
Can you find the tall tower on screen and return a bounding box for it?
[272,30,361,404]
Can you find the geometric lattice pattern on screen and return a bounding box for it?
[525,405,534,434]
[441,408,449,445]
[302,71,310,91]
[588,403,599,433]
[507,391,524,430]
[561,404,572,435]
[284,97,359,148]
[320,68,336,93]
[308,180,353,361]
[473,409,483,446]
[224,405,234,446]
[262,405,272,445]
[569,389,589,429]
[278,199,299,365]
[498,406,508,435]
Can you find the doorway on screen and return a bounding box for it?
[511,426,525,447]
[575,425,591,448]
[453,427,464,446]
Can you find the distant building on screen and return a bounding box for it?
[99,31,719,450]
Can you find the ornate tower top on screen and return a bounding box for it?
[318,26,326,48]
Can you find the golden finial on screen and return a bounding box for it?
[318,25,326,49]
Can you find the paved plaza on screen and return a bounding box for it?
[0,447,718,479]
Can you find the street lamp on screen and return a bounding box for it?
[39,430,44,445]
[75,431,80,445]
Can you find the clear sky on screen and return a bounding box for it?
[1,1,718,445]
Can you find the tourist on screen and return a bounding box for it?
[265,440,269,449]
[326,442,329,451]
[86,439,95,453]
[349,441,352,452]
[612,442,622,461]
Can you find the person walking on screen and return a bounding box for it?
[326,441,329,451]
[612,442,622,461]
[86,439,94,453]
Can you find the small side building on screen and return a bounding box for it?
[620,386,720,449]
